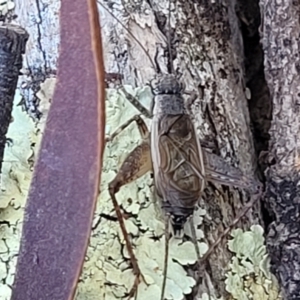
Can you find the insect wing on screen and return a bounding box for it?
[151,114,206,209]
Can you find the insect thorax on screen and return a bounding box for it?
[151,74,186,115]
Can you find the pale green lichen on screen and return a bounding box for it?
[225,225,281,300]
[0,91,34,209]
[0,0,14,16]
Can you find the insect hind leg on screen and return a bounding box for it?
[106,114,149,143]
[108,141,152,298]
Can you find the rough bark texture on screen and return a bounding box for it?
[14,0,59,116]
[260,0,300,299]
[236,0,271,158]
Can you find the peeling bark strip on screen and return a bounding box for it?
[11,1,105,299]
[260,0,300,298]
[0,24,28,174]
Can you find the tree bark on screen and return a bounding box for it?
[260,0,300,299]
[14,0,59,116]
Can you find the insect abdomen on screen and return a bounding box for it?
[151,111,205,237]
[160,189,200,238]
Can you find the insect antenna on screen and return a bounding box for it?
[97,0,157,72]
[160,215,170,300]
[167,0,174,75]
[159,2,175,299]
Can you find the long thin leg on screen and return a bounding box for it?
[106,114,149,143]
[195,191,263,299]
[119,86,153,118]
[199,190,263,263]
[189,217,201,261]
[190,218,211,300]
[109,189,142,298]
[108,141,152,298]
[160,216,170,300]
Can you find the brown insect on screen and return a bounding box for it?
[101,1,262,299]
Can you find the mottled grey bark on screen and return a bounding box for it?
[0,24,28,174]
[260,0,300,299]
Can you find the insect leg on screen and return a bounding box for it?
[108,141,152,298]
[200,189,263,264]
[185,90,198,115]
[200,149,264,273]
[189,217,201,261]
[106,114,149,143]
[161,215,170,300]
[119,86,153,118]
[202,148,262,193]
[189,217,212,299]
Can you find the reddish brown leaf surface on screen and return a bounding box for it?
[11,1,105,299]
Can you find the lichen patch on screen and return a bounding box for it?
[225,225,281,300]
